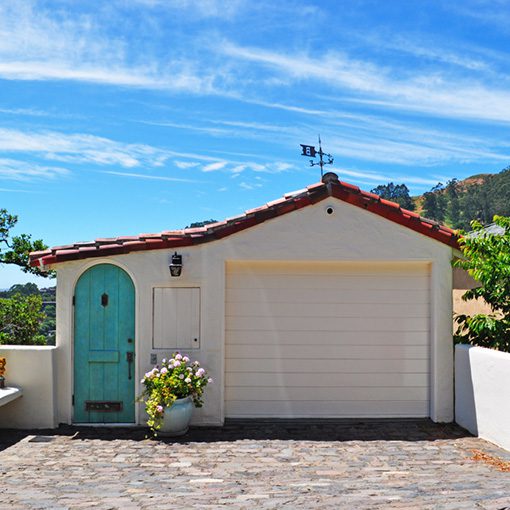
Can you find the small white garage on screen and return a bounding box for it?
[30,172,458,427]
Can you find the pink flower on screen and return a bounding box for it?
[208,378,213,384]
[173,360,181,367]
[156,405,164,413]
[175,353,182,361]
[196,368,205,377]
[179,374,185,380]
[183,356,190,363]
[160,367,168,374]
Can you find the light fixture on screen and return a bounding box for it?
[169,252,183,277]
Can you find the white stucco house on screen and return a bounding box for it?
[29,172,459,426]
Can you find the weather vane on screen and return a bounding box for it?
[300,135,334,178]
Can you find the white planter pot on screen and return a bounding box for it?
[159,396,194,436]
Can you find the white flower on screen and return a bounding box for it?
[179,374,184,380]
[183,356,190,363]
[160,367,168,374]
[175,353,182,360]
[173,360,181,367]
[185,378,191,383]
[208,378,213,384]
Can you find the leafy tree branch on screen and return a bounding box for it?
[454,215,510,352]
[0,208,54,278]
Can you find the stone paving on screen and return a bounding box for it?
[0,419,509,509]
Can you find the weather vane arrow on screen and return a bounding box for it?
[300,135,334,178]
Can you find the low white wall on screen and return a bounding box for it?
[0,346,57,429]
[455,344,510,451]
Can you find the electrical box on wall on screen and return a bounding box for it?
[153,287,200,349]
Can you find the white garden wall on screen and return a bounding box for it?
[455,344,510,451]
[0,345,57,429]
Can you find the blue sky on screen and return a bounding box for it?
[2,0,510,287]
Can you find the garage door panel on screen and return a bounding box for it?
[227,316,429,332]
[226,386,429,402]
[226,358,429,373]
[227,274,428,291]
[226,372,429,388]
[225,400,429,418]
[227,288,429,305]
[228,330,429,346]
[226,344,429,360]
[228,261,430,276]
[226,301,429,318]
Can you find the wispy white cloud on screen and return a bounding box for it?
[125,0,246,19]
[174,161,200,169]
[104,171,198,183]
[448,1,510,33]
[202,161,228,172]
[239,181,263,190]
[0,106,50,117]
[240,99,510,166]
[221,41,510,123]
[337,167,449,186]
[0,128,170,168]
[0,1,221,93]
[0,158,69,181]
[201,159,295,174]
[0,187,33,192]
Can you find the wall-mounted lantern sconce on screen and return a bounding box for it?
[169,252,183,277]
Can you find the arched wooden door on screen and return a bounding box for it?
[74,264,135,423]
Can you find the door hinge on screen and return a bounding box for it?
[72,394,75,406]
[72,295,75,306]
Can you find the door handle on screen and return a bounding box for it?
[126,351,134,380]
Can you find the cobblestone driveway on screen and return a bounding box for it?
[1,420,509,509]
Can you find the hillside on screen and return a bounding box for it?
[412,167,510,230]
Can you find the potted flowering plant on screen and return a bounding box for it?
[139,352,212,436]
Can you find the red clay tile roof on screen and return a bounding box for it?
[29,172,459,268]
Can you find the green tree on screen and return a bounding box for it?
[445,179,461,227]
[0,283,39,298]
[454,215,510,352]
[185,219,218,229]
[0,208,52,277]
[0,293,47,345]
[422,183,446,222]
[370,183,415,210]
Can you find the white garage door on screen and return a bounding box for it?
[225,261,430,418]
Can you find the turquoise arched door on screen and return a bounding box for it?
[74,264,135,423]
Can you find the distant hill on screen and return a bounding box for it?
[412,167,510,230]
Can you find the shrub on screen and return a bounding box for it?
[0,293,46,345]
[454,215,510,352]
